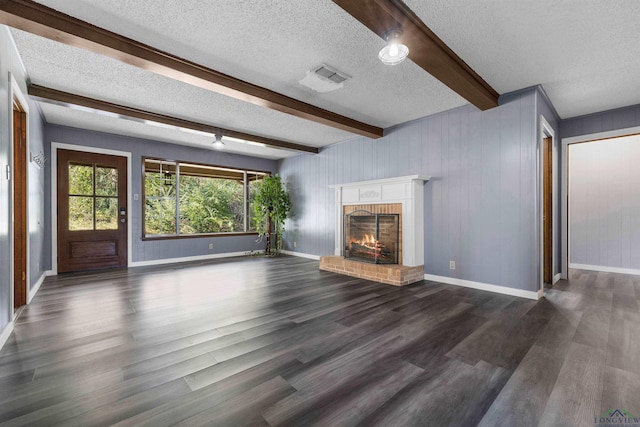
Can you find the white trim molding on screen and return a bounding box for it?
[280,250,321,260]
[569,263,640,276]
[0,321,15,351]
[50,143,133,275]
[27,270,53,304]
[538,115,556,295]
[129,251,250,267]
[561,125,640,281]
[553,273,561,285]
[424,273,539,300]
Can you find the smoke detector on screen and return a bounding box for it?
[298,64,351,93]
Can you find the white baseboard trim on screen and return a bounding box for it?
[423,274,539,300]
[130,251,251,268]
[27,270,53,304]
[569,263,640,276]
[280,250,321,261]
[553,273,561,285]
[0,321,14,351]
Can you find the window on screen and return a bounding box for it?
[143,158,267,238]
[68,162,119,231]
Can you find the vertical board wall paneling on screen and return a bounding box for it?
[279,89,541,292]
[27,98,49,288]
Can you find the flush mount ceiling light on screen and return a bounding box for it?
[378,30,409,65]
[212,134,225,150]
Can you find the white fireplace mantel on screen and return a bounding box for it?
[330,175,429,267]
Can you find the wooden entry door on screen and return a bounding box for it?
[13,105,27,307]
[57,150,128,273]
[543,137,553,284]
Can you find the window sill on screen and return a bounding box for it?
[142,232,259,241]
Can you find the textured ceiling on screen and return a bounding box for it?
[10,1,640,159]
[404,0,640,119]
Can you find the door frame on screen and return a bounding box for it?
[538,115,556,297]
[51,142,132,275]
[561,125,640,280]
[9,74,29,314]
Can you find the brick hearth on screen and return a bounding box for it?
[320,255,424,286]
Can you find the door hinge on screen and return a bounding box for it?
[5,164,10,181]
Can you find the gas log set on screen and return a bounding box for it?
[344,211,399,264]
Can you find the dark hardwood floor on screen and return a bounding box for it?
[0,256,638,426]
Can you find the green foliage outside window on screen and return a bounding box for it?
[143,159,266,237]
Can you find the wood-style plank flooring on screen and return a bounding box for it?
[1,256,639,426]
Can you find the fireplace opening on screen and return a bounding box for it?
[344,210,399,264]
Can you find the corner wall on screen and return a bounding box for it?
[279,88,542,293]
[568,136,640,272]
[536,90,561,279]
[0,26,48,345]
[561,104,640,274]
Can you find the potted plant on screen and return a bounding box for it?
[253,174,291,255]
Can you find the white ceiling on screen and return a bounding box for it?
[10,0,640,159]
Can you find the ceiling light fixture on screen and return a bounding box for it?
[212,134,225,150]
[378,30,409,65]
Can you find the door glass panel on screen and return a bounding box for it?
[95,197,118,230]
[68,164,94,195]
[69,196,94,230]
[96,167,118,196]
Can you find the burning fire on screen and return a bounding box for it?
[349,233,387,258]
[358,234,377,247]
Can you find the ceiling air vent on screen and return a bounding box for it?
[299,63,351,93]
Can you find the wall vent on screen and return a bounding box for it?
[313,64,350,84]
[299,63,351,93]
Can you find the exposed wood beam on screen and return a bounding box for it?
[0,0,383,139]
[332,0,499,110]
[28,84,319,154]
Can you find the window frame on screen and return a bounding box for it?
[142,157,269,240]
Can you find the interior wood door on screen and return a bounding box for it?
[57,149,128,273]
[13,106,27,308]
[543,136,553,284]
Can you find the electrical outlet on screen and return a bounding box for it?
[209,243,214,250]
[293,241,297,248]
[449,261,456,270]
[134,193,139,201]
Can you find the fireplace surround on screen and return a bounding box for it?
[321,175,429,286]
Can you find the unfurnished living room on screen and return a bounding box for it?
[1,1,640,426]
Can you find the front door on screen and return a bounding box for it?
[57,149,128,273]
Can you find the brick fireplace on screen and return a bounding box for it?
[320,175,429,286]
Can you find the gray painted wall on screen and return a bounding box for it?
[279,88,543,292]
[560,104,640,140]
[28,100,48,290]
[45,125,277,263]
[569,136,640,270]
